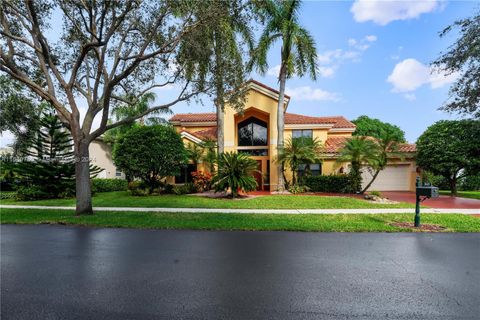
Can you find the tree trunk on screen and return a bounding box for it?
[75,141,93,215]
[450,177,457,196]
[361,169,380,194]
[217,104,224,154]
[276,69,287,192]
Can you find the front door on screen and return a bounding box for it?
[253,160,263,191]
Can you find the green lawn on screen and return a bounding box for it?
[0,191,416,209]
[440,190,480,200]
[1,208,478,232]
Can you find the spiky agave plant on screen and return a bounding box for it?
[213,152,258,198]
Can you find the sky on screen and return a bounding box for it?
[1,0,478,147]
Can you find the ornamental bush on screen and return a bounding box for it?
[91,178,128,193]
[113,125,187,194]
[304,175,355,193]
[191,171,212,192]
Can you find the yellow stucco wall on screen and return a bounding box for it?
[169,87,417,191]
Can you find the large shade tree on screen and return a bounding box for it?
[352,115,406,143]
[432,11,480,118]
[0,75,44,155]
[250,0,318,191]
[0,1,228,214]
[416,120,480,195]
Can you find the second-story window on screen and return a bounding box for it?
[292,129,313,139]
[238,117,268,146]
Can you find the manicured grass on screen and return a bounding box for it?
[0,191,416,209]
[440,190,480,200]
[1,208,478,232]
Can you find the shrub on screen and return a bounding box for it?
[92,178,128,193]
[288,185,310,194]
[368,190,382,197]
[16,186,50,201]
[0,191,17,200]
[113,125,187,194]
[212,152,258,198]
[304,175,355,193]
[191,171,212,192]
[172,183,198,195]
[161,183,174,194]
[127,181,148,196]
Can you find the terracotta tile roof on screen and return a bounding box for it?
[170,112,356,129]
[324,137,416,154]
[324,136,350,153]
[189,127,217,141]
[284,113,356,128]
[398,143,416,153]
[170,113,217,123]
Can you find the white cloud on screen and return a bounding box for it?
[318,66,335,78]
[404,93,416,101]
[286,86,340,102]
[351,0,441,25]
[365,35,377,42]
[267,65,281,77]
[387,58,458,93]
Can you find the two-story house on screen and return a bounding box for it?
[168,80,417,191]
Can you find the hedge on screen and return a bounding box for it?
[304,175,355,193]
[92,178,128,193]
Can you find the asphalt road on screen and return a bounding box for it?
[1,225,479,320]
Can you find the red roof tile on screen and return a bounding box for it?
[170,112,356,129]
[189,127,217,141]
[170,112,217,123]
[324,137,416,154]
[324,136,350,153]
[398,143,416,153]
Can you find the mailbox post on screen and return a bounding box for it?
[415,176,439,227]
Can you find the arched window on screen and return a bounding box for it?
[238,117,267,146]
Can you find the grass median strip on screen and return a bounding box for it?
[0,191,416,209]
[1,208,478,232]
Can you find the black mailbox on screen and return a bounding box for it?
[416,186,439,198]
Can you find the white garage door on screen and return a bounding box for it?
[361,165,410,191]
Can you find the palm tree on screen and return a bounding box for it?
[186,143,204,166]
[213,152,259,198]
[277,137,323,186]
[250,0,318,191]
[177,1,253,154]
[336,137,379,193]
[201,139,218,174]
[361,133,405,193]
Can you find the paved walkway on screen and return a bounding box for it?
[1,204,479,214]
[381,191,480,209]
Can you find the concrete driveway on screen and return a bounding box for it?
[2,225,479,319]
[382,191,480,209]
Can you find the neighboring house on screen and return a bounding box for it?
[89,138,124,179]
[169,80,418,191]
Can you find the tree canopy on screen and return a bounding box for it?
[113,125,187,193]
[416,120,480,194]
[0,0,244,214]
[432,11,480,118]
[0,75,44,155]
[352,115,406,143]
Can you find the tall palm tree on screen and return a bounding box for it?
[251,0,318,191]
[277,137,323,186]
[361,133,405,193]
[177,1,254,154]
[336,137,379,193]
